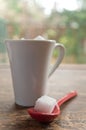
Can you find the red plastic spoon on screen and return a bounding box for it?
[28,91,77,123]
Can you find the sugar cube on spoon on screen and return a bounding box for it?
[34,95,57,113]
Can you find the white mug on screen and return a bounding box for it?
[5,39,65,107]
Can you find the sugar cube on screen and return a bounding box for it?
[34,95,57,113]
[34,35,45,40]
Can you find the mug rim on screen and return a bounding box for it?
[5,39,56,43]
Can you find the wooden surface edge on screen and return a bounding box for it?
[0,64,86,70]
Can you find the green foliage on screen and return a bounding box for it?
[0,18,7,53]
[0,0,86,63]
[59,35,78,55]
[60,9,86,63]
[7,0,22,13]
[47,29,57,39]
[8,22,21,37]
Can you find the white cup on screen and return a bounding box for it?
[5,39,65,107]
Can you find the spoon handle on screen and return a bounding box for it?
[58,91,77,107]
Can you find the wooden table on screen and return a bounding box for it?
[0,64,86,130]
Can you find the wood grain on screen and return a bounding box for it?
[0,64,86,130]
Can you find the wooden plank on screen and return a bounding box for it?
[0,65,86,130]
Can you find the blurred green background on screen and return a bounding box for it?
[0,0,86,63]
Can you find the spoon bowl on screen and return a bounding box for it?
[28,91,77,123]
[28,104,60,122]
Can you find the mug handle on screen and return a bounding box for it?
[48,43,65,77]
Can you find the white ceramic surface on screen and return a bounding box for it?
[5,39,65,106]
